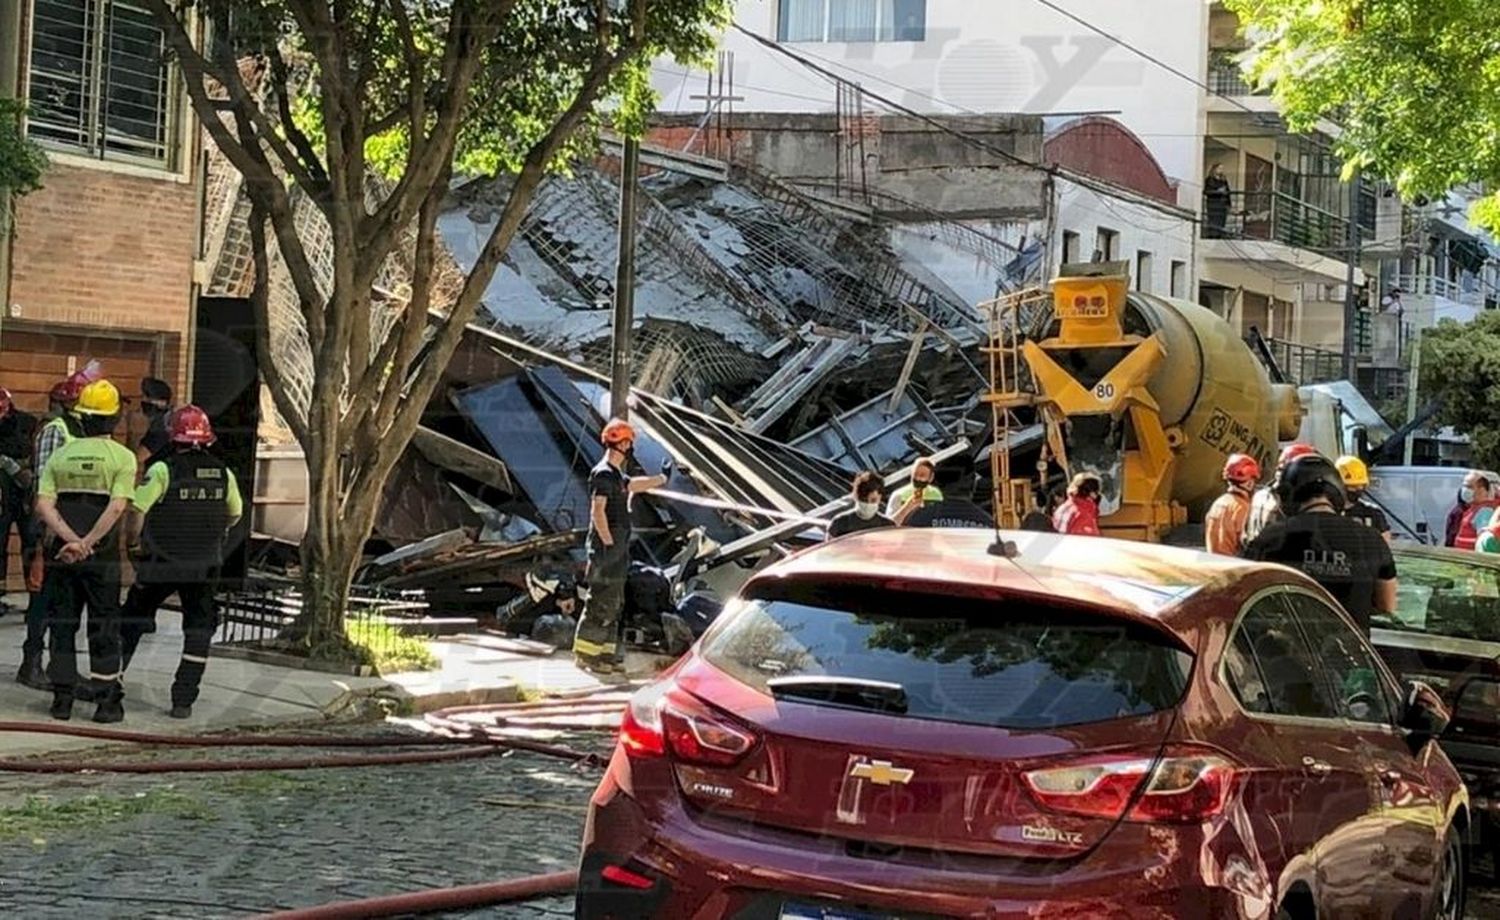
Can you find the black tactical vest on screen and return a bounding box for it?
[142,451,232,567]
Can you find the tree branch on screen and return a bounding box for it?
[382,0,652,464]
[266,42,329,189]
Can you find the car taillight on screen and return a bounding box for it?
[1023,747,1239,823]
[617,682,758,767]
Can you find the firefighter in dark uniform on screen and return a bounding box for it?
[571,419,668,674]
[120,406,242,719]
[15,374,87,690]
[34,379,136,722]
[1243,454,1398,635]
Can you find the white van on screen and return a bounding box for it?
[1365,466,1499,545]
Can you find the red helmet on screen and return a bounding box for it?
[49,372,89,406]
[1278,443,1318,468]
[169,405,216,446]
[600,418,635,448]
[1223,453,1261,484]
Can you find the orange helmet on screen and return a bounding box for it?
[600,418,635,448]
[169,405,216,446]
[1223,453,1261,484]
[1278,443,1318,468]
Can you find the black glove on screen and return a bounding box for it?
[660,457,675,477]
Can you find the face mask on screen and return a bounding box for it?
[913,479,932,490]
[143,402,166,418]
[855,501,879,520]
[1461,487,1476,504]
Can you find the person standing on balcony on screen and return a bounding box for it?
[1205,164,1232,239]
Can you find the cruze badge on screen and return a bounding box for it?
[849,760,915,786]
[1022,824,1084,847]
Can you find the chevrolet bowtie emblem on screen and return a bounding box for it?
[850,760,915,786]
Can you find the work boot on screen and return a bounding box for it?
[73,680,99,703]
[168,704,192,720]
[574,654,620,675]
[49,694,73,721]
[92,698,124,724]
[15,654,48,691]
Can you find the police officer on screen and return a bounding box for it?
[0,388,38,615]
[14,374,87,690]
[1242,454,1398,634]
[572,419,668,674]
[1336,455,1392,543]
[34,379,137,722]
[1242,443,1319,545]
[119,406,242,718]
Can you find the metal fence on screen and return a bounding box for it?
[214,582,431,660]
[1204,191,1352,257]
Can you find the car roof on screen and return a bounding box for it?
[1392,543,1500,570]
[754,528,1268,633]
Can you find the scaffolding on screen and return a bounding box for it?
[980,288,1050,528]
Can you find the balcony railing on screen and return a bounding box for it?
[1393,273,1483,305]
[1207,53,1267,97]
[1250,334,1348,386]
[1203,190,1352,259]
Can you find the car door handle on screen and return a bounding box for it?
[1302,756,1333,777]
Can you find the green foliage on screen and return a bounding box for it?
[1417,313,1500,468]
[216,0,730,179]
[0,97,48,219]
[347,618,439,675]
[1227,0,1500,232]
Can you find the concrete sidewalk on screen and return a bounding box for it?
[0,601,665,758]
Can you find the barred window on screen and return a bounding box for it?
[27,0,177,167]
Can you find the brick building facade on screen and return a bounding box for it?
[1,0,203,415]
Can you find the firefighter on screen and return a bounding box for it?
[1053,473,1103,536]
[1206,454,1261,556]
[1242,442,1319,545]
[572,419,668,674]
[1243,454,1397,635]
[15,374,89,691]
[1336,455,1392,543]
[34,379,136,722]
[119,406,242,718]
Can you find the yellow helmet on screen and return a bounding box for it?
[75,379,121,416]
[1335,455,1370,489]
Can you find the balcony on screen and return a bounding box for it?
[1201,190,1361,285]
[1249,334,1347,386]
[1392,272,1484,328]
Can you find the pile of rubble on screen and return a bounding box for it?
[204,138,1054,650]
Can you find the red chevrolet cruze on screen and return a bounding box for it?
[576,529,1467,919]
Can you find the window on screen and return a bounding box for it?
[1061,230,1081,265]
[778,0,927,43]
[1170,260,1187,298]
[26,0,176,166]
[1095,227,1119,262]
[703,583,1193,730]
[1284,593,1396,725]
[1223,595,1336,719]
[1135,250,1153,292]
[1379,551,1500,641]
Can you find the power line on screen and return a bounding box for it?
[1021,0,1260,117]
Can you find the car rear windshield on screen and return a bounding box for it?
[700,581,1193,730]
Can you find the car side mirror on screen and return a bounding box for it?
[1400,680,1451,749]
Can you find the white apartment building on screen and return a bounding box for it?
[660,0,1495,392]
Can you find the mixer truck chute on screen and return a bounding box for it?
[992,261,1303,543]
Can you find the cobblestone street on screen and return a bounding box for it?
[0,724,1497,918]
[0,728,604,918]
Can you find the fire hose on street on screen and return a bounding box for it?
[0,691,633,916]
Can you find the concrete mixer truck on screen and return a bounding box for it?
[992,261,1303,543]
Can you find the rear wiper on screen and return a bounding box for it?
[768,676,909,714]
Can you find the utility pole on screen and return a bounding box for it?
[610,137,640,420]
[1404,329,1422,465]
[1341,172,1361,382]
